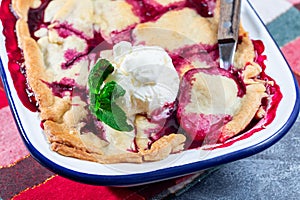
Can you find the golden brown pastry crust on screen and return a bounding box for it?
[11,0,267,163]
[141,134,186,162]
[220,84,267,142]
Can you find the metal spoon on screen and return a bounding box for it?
[218,0,242,70]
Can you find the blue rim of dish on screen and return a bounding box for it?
[0,0,299,186]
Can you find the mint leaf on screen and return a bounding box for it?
[88,60,133,132]
[88,59,114,94]
[94,102,133,132]
[99,81,125,102]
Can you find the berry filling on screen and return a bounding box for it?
[126,0,216,22]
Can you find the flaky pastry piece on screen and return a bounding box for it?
[177,61,268,146]
[219,64,268,142]
[12,0,186,164]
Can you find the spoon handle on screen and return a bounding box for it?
[218,0,242,43]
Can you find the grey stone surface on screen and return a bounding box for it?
[173,115,300,200]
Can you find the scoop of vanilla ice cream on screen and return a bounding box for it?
[106,41,180,119]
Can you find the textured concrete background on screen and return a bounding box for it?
[174,115,300,200]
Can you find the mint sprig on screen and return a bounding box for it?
[88,59,133,132]
[88,59,114,94]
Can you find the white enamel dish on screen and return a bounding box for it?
[0,0,299,186]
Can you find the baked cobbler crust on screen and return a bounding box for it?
[11,0,269,163]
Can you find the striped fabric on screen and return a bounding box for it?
[1,0,300,199]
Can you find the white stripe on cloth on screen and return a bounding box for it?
[249,0,292,23]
